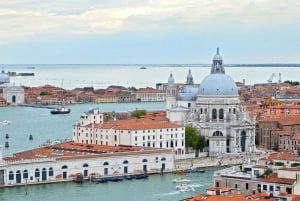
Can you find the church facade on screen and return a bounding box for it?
[166,49,256,156]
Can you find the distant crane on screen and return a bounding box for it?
[267,73,276,83]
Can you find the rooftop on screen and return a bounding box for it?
[3,141,171,163]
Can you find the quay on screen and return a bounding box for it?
[18,104,57,109]
[175,150,268,170]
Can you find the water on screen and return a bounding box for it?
[4,64,300,89]
[0,167,220,201]
[0,64,297,200]
[0,102,165,156]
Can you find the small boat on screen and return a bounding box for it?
[73,173,84,183]
[133,174,148,179]
[173,177,189,183]
[124,175,134,180]
[139,67,147,69]
[107,176,123,182]
[50,106,71,114]
[176,184,195,192]
[0,120,11,126]
[175,170,186,175]
[5,133,9,139]
[93,177,108,183]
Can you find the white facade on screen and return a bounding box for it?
[2,86,25,105]
[73,109,186,159]
[0,143,174,186]
[166,49,256,156]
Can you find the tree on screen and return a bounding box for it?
[185,126,199,152]
[40,91,51,96]
[131,109,146,118]
[196,135,207,152]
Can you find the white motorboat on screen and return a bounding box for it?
[176,183,195,192]
[0,120,11,126]
[172,178,189,183]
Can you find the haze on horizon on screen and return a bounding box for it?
[0,0,299,64]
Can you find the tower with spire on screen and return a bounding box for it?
[166,73,177,118]
[211,47,225,74]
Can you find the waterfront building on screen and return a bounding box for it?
[182,186,300,201]
[133,87,166,102]
[0,142,173,186]
[213,151,300,196]
[72,108,185,159]
[0,70,24,105]
[166,48,256,156]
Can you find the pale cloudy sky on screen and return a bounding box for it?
[0,0,299,64]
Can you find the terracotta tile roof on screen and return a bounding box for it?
[3,141,171,162]
[86,116,182,131]
[260,151,294,161]
[184,193,275,201]
[262,173,295,185]
[292,132,300,140]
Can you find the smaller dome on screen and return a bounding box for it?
[213,47,222,61]
[178,85,198,101]
[168,73,175,85]
[0,70,9,83]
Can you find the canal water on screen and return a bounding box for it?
[0,168,219,201]
[0,102,220,200]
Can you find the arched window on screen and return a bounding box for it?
[23,170,28,179]
[212,109,217,120]
[35,168,40,178]
[219,109,224,119]
[213,131,223,137]
[83,163,89,167]
[9,171,14,180]
[142,159,148,163]
[49,167,54,176]
[123,160,129,164]
[61,165,68,169]
[103,161,109,165]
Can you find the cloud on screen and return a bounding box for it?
[0,0,299,43]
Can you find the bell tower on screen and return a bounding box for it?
[166,73,177,118]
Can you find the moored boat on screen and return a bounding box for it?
[50,106,71,114]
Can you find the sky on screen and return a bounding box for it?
[0,0,299,64]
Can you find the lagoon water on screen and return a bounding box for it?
[0,64,299,200]
[4,64,300,89]
[0,102,218,201]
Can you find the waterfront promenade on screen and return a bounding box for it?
[175,150,268,170]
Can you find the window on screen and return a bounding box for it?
[270,186,274,191]
[114,135,117,142]
[35,168,40,178]
[49,167,54,176]
[245,183,249,190]
[135,137,137,141]
[212,109,217,120]
[9,171,14,180]
[23,170,28,179]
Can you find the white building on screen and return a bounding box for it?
[73,108,185,159]
[0,142,174,186]
[166,48,256,156]
[0,70,24,105]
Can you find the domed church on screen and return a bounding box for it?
[166,48,256,156]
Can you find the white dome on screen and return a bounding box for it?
[213,54,223,61]
[199,73,238,96]
[168,73,175,85]
[178,85,198,101]
[0,71,9,83]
